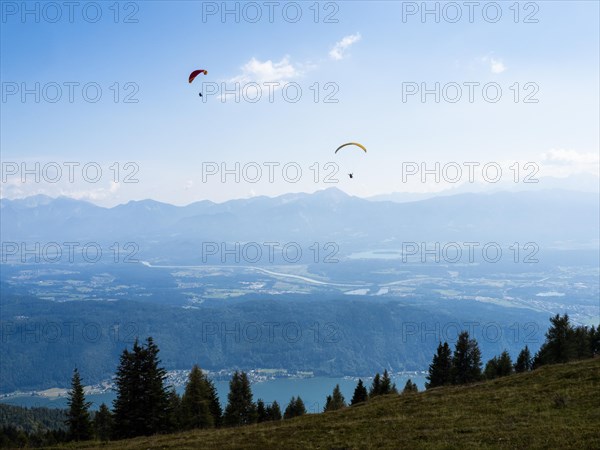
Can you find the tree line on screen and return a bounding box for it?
[4,314,596,447]
[425,314,600,388]
[61,337,427,443]
[61,337,311,443]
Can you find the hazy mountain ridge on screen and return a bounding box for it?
[1,189,597,254]
[368,174,600,203]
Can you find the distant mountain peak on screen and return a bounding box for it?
[312,187,351,200]
[10,194,55,208]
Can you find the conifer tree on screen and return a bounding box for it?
[256,399,268,423]
[93,403,113,442]
[223,371,256,426]
[66,369,92,441]
[369,373,381,397]
[295,396,306,417]
[283,397,296,419]
[350,379,368,405]
[112,342,138,439]
[141,337,170,434]
[380,370,397,394]
[590,325,600,356]
[112,337,169,438]
[573,325,591,359]
[283,396,306,419]
[402,379,418,394]
[514,346,532,373]
[266,401,282,421]
[206,378,223,427]
[484,357,499,380]
[425,342,452,389]
[535,314,577,366]
[324,384,346,412]
[451,332,482,384]
[181,365,213,429]
[497,350,513,377]
[165,388,182,432]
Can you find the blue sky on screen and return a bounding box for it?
[1,1,599,205]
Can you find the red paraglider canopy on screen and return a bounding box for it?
[189,69,208,83]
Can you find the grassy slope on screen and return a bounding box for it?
[63,358,600,450]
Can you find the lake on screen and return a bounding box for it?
[1,374,428,413]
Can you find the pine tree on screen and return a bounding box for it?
[535,314,577,365]
[350,379,368,405]
[497,350,513,377]
[256,399,268,423]
[451,332,482,384]
[112,341,138,439]
[294,397,306,417]
[66,369,92,441]
[369,373,381,397]
[283,396,306,419]
[206,378,223,427]
[324,384,346,412]
[266,401,282,421]
[484,357,499,380]
[402,379,418,394]
[425,342,453,389]
[142,337,170,434]
[93,403,113,442]
[112,337,170,438]
[223,371,257,426]
[573,325,592,359]
[165,388,182,432]
[590,325,600,356]
[380,370,397,394]
[283,397,296,419]
[514,346,532,373]
[181,365,213,429]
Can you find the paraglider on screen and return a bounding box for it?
[188,69,208,84]
[189,69,208,98]
[335,143,366,179]
[334,142,367,154]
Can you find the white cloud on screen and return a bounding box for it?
[67,187,118,202]
[540,149,600,177]
[220,56,314,102]
[58,182,121,202]
[0,180,121,203]
[490,58,506,73]
[229,56,301,85]
[329,33,361,61]
[542,149,600,166]
[482,55,506,73]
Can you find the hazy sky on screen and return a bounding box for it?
[1,1,599,205]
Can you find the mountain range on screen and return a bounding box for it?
[1,188,598,263]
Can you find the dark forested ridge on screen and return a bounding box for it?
[0,404,67,448]
[0,291,550,393]
[0,288,547,392]
[0,404,66,433]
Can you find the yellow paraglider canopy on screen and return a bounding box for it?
[334,142,367,154]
